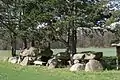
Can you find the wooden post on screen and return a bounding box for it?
[116,46,120,70]
[111,43,120,70]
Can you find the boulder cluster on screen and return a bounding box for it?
[70,51,103,72]
[8,49,103,72]
[46,52,71,69]
[8,47,53,66]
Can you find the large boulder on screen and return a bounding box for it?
[20,49,29,56]
[47,57,58,69]
[73,53,85,60]
[54,52,70,67]
[48,63,56,69]
[28,47,38,56]
[8,57,18,64]
[38,48,53,63]
[70,60,84,72]
[85,59,103,72]
[55,52,70,60]
[29,57,36,61]
[84,51,103,60]
[70,63,84,72]
[20,57,29,66]
[33,60,46,65]
[20,47,39,57]
[39,48,53,57]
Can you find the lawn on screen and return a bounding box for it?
[0,50,20,57]
[0,47,116,57]
[0,48,119,80]
[52,47,116,56]
[0,61,120,80]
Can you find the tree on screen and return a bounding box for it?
[0,0,25,56]
[0,0,110,56]
[46,0,108,55]
[22,0,109,55]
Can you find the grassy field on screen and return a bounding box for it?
[0,48,119,80]
[52,47,116,56]
[0,47,116,57]
[0,61,120,80]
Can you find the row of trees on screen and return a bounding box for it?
[0,31,115,50]
[0,0,119,56]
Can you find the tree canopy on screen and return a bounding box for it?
[0,0,114,56]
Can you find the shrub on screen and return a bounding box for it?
[102,56,119,70]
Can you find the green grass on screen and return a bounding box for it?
[52,47,116,56]
[0,61,120,80]
[0,50,12,57]
[0,48,119,80]
[0,47,116,57]
[0,50,20,57]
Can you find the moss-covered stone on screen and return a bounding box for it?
[80,51,103,60]
[39,48,53,57]
[55,52,70,60]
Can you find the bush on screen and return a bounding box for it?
[102,56,119,70]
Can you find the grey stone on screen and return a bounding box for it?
[20,47,39,57]
[84,52,103,60]
[70,63,84,72]
[56,52,70,60]
[47,57,58,69]
[47,57,57,65]
[73,54,85,60]
[39,48,53,57]
[84,54,95,60]
[17,56,21,64]
[48,63,56,69]
[33,60,46,65]
[85,59,103,72]
[20,57,29,66]
[20,49,29,56]
[8,57,18,64]
[28,47,38,56]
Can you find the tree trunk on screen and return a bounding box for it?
[23,37,27,49]
[11,34,16,56]
[48,42,50,49]
[66,28,70,53]
[31,39,35,47]
[71,28,77,56]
